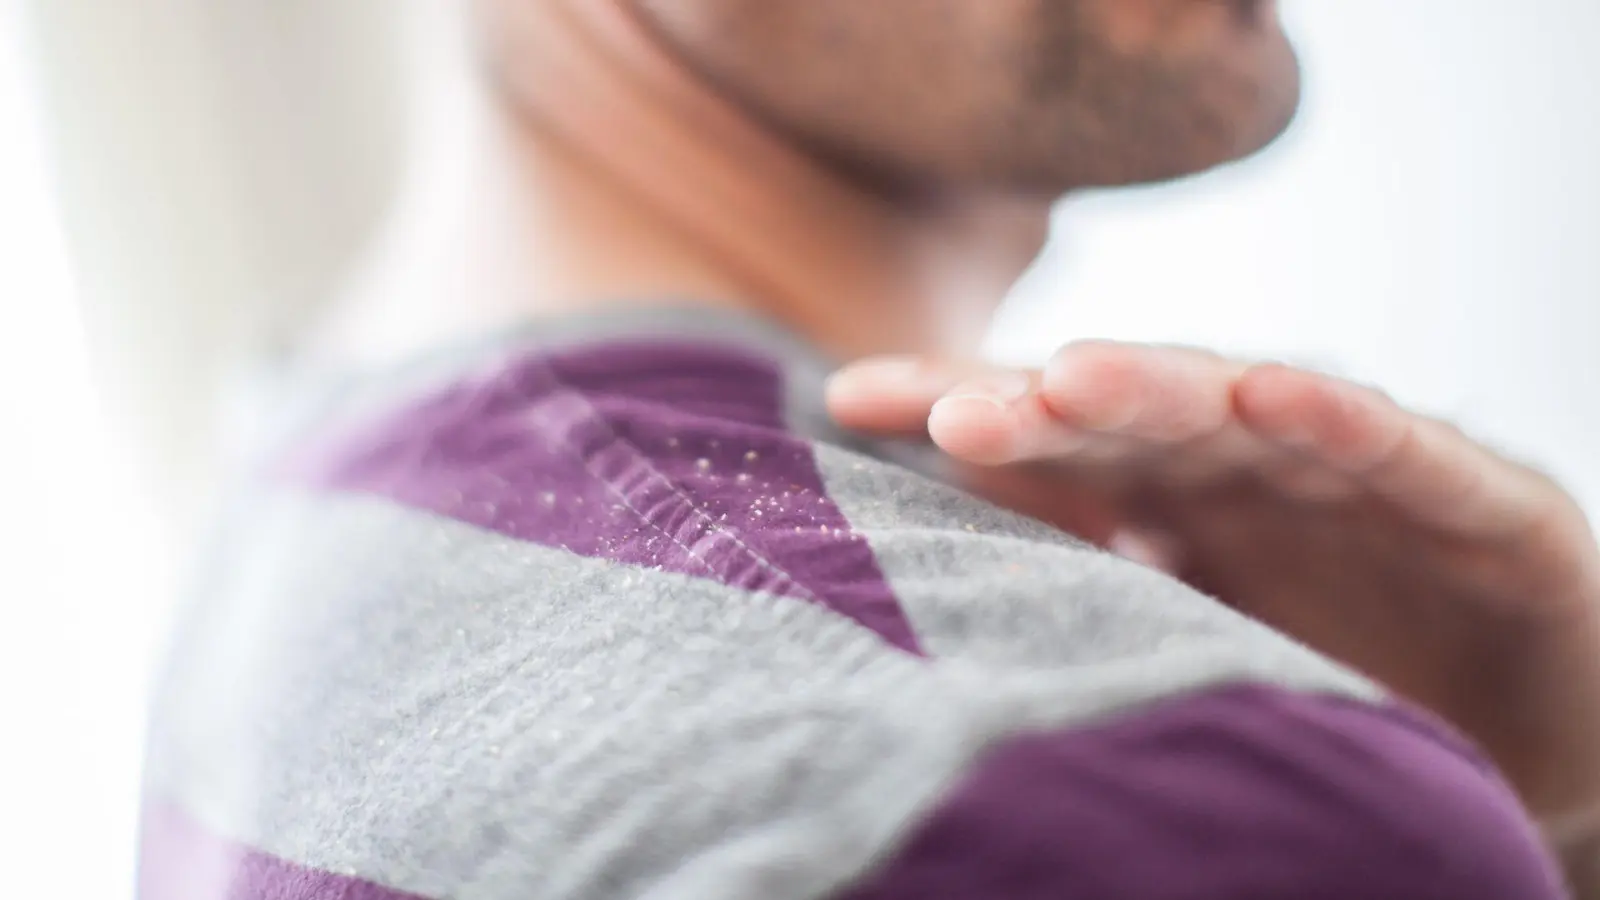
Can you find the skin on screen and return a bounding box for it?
[626,1,1600,853]
[345,0,1600,890]
[632,0,1302,191]
[827,347,1600,824]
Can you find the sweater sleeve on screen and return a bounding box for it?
[836,684,1566,900]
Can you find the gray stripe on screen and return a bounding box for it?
[149,491,985,900]
[149,480,1376,900]
[812,443,1377,706]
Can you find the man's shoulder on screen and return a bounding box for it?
[266,335,931,650]
[258,331,1373,692]
[144,335,1562,899]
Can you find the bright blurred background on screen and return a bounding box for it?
[0,1,1596,895]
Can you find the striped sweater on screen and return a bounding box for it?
[140,308,1566,899]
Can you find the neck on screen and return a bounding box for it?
[321,0,1053,364]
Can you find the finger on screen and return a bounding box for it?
[1256,457,1362,502]
[826,357,975,435]
[1149,421,1286,489]
[926,369,1075,466]
[1040,341,1244,443]
[928,368,1191,472]
[1038,341,1280,483]
[1235,364,1545,535]
[1362,419,1558,538]
[1234,364,1404,468]
[930,343,1274,474]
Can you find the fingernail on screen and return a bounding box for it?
[941,372,1034,410]
[828,358,951,397]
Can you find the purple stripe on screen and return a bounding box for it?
[838,685,1563,900]
[284,340,922,654]
[138,802,430,900]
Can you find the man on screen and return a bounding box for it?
[140,1,1600,897]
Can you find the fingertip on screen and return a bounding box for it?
[826,357,960,433]
[1233,364,1315,441]
[1041,341,1148,431]
[824,379,892,431]
[825,357,930,403]
[928,394,1021,466]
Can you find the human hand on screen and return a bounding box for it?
[827,341,1600,823]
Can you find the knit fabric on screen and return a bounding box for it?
[140,308,1565,899]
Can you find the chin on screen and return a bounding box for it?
[1202,20,1304,165]
[1213,64,1303,169]
[1094,43,1304,188]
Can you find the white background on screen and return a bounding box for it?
[1,1,1597,896]
[1002,2,1600,515]
[0,7,176,894]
